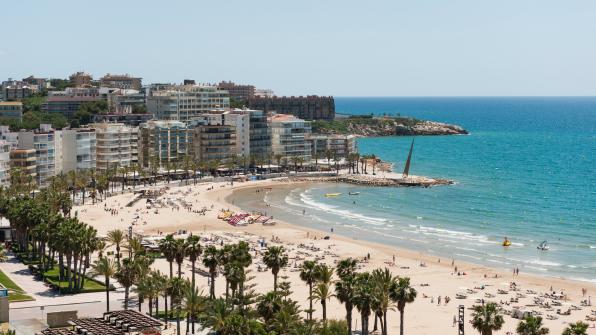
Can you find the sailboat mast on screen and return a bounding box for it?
[402,138,415,177]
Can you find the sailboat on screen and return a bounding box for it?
[403,138,415,178]
[537,241,550,251]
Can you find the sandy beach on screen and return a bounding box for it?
[76,178,596,334]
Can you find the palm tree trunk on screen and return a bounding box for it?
[400,311,404,335]
[176,309,181,335]
[105,277,110,312]
[346,305,353,335]
[163,294,168,328]
[124,286,129,310]
[322,300,327,321]
[210,272,215,299]
[374,314,378,331]
[169,262,173,320]
[155,297,159,319]
[308,282,313,321]
[383,312,388,335]
[273,273,277,292]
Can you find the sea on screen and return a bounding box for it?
[235,97,596,282]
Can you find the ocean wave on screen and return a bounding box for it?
[286,191,389,227]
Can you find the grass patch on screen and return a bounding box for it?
[12,250,107,294]
[0,268,34,302]
[42,266,107,294]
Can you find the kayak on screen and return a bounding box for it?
[325,193,342,197]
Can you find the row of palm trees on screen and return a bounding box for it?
[471,302,590,335]
[0,185,101,293]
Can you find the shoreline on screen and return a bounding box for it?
[75,178,596,333]
[220,180,595,287]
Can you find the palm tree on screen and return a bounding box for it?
[183,282,204,334]
[185,235,202,290]
[354,272,374,335]
[299,260,318,320]
[313,281,334,322]
[336,258,358,334]
[107,229,126,267]
[169,277,188,335]
[202,246,220,299]
[516,315,549,335]
[471,302,505,335]
[262,246,288,292]
[373,268,396,335]
[562,322,589,335]
[173,238,186,278]
[256,291,282,324]
[390,276,417,335]
[159,234,177,318]
[115,258,137,310]
[89,256,116,312]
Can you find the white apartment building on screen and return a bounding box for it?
[62,128,96,172]
[268,114,312,163]
[91,123,139,171]
[307,134,358,159]
[0,126,18,150]
[18,124,62,187]
[0,140,10,187]
[147,85,230,123]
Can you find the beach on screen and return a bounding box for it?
[76,178,596,334]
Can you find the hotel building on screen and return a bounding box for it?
[43,87,102,118]
[61,128,97,172]
[307,134,358,158]
[268,114,311,163]
[138,120,190,168]
[91,123,139,171]
[9,149,37,183]
[0,141,10,187]
[18,124,62,187]
[146,85,229,123]
[0,102,23,122]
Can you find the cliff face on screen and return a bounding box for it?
[312,117,468,136]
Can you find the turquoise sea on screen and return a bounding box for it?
[238,97,596,282]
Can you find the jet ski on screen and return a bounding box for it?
[537,241,549,251]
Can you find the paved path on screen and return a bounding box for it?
[0,254,125,309]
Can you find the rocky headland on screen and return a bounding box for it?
[311,116,468,137]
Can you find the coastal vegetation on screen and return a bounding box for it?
[312,115,468,137]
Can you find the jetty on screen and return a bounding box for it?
[288,174,453,188]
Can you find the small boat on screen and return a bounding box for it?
[325,193,342,197]
[537,241,550,251]
[348,192,360,196]
[502,237,512,247]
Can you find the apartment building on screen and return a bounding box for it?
[194,109,250,159]
[18,124,62,187]
[61,128,97,172]
[191,122,236,164]
[100,74,142,90]
[9,148,37,184]
[269,114,311,163]
[43,87,102,118]
[146,85,230,123]
[0,102,23,121]
[138,120,190,168]
[91,123,138,171]
[0,126,18,150]
[0,141,10,187]
[244,109,271,161]
[1,80,36,101]
[307,134,358,159]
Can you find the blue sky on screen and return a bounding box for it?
[2,0,596,96]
